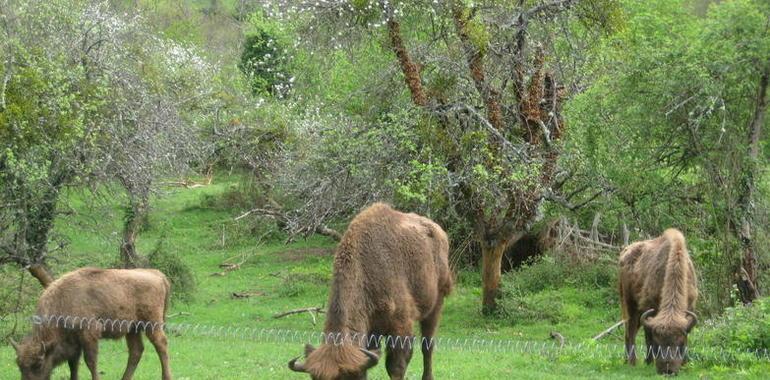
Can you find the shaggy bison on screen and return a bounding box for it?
[12,268,172,380]
[619,229,698,375]
[288,203,453,380]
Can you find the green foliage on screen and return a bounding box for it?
[239,28,292,97]
[698,296,770,352]
[500,255,618,324]
[148,236,196,303]
[563,0,770,309]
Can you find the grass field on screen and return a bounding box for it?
[1,179,768,379]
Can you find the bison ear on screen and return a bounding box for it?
[640,309,656,327]
[304,343,316,357]
[685,311,698,333]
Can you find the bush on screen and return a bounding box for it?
[697,295,770,352]
[148,236,196,303]
[239,28,291,97]
[500,255,618,324]
[503,255,617,295]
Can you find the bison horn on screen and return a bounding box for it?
[360,348,380,370]
[685,311,698,333]
[640,309,656,327]
[288,357,307,373]
[9,338,19,351]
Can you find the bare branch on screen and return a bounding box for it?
[543,187,606,211]
[593,320,625,341]
[273,307,326,319]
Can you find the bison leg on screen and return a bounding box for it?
[385,324,413,380]
[121,333,144,380]
[68,350,81,380]
[419,299,444,380]
[146,329,172,380]
[82,339,101,380]
[643,326,653,365]
[625,313,640,366]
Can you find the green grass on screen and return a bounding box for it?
[1,179,769,379]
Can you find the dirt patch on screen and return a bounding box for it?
[279,247,334,262]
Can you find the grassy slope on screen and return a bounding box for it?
[1,179,768,379]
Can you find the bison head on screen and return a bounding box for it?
[11,336,54,380]
[289,343,380,380]
[641,309,698,375]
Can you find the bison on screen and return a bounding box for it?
[288,203,453,380]
[11,268,172,380]
[619,228,698,375]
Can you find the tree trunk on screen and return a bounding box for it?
[481,242,507,314]
[120,195,150,268]
[28,263,54,288]
[24,171,64,288]
[736,61,769,304]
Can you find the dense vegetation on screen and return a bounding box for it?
[1,0,769,378]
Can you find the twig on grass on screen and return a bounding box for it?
[231,290,266,299]
[592,320,625,341]
[167,312,192,319]
[273,306,326,326]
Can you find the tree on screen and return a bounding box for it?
[567,0,770,305]
[0,0,217,281]
[0,0,104,286]
[273,0,617,313]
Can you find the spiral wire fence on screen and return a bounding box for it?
[0,313,766,366]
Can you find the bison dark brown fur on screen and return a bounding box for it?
[619,229,698,375]
[289,203,453,380]
[12,268,172,380]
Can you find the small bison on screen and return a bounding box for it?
[619,229,698,375]
[12,268,172,380]
[289,203,453,380]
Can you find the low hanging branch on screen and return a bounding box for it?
[592,320,625,341]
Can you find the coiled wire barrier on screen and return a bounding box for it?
[6,314,769,365]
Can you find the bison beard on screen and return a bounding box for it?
[12,268,173,380]
[619,229,699,375]
[289,203,453,380]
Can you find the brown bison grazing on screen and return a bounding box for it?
[289,203,453,380]
[11,268,172,380]
[619,228,698,375]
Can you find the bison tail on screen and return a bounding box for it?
[618,278,628,320]
[162,277,171,321]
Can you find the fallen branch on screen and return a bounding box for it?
[167,312,192,319]
[273,306,326,326]
[160,179,209,189]
[210,262,241,277]
[234,207,342,241]
[592,320,625,341]
[231,290,265,299]
[273,307,326,319]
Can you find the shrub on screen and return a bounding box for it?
[500,254,618,324]
[148,236,196,303]
[697,295,770,352]
[239,28,291,97]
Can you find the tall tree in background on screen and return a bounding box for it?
[0,0,216,282]
[280,0,617,313]
[568,0,770,305]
